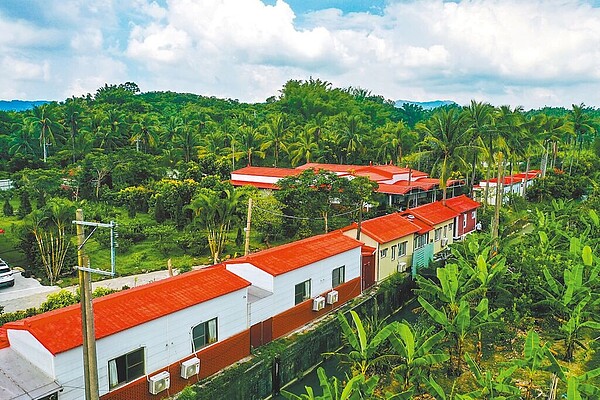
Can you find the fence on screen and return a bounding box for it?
[0,179,13,191]
[191,274,416,400]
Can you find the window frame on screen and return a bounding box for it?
[108,347,145,390]
[192,317,218,352]
[391,244,396,260]
[434,228,442,241]
[295,279,311,305]
[332,265,345,287]
[398,241,407,257]
[380,248,388,258]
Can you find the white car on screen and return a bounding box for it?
[0,258,15,288]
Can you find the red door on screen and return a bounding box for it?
[361,254,376,290]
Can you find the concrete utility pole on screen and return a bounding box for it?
[244,197,252,256]
[76,209,100,400]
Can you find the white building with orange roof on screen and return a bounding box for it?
[0,266,252,400]
[231,163,464,209]
[225,231,363,348]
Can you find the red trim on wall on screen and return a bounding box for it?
[271,277,361,340]
[100,330,250,400]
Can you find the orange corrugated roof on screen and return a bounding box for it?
[361,244,376,255]
[232,166,300,177]
[406,201,459,225]
[359,213,421,243]
[0,328,9,349]
[3,266,250,355]
[228,232,362,276]
[445,195,480,213]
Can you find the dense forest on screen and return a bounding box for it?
[1,79,600,398]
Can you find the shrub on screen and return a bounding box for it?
[3,197,13,216]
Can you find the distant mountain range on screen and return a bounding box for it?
[395,100,457,110]
[0,100,49,112]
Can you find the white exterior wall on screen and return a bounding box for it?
[231,173,281,185]
[6,330,55,377]
[248,296,274,326]
[226,263,274,292]
[51,288,248,400]
[270,248,361,315]
[226,263,276,325]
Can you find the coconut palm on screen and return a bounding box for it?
[417,108,471,203]
[25,104,62,162]
[260,113,289,167]
[288,126,320,166]
[130,113,161,153]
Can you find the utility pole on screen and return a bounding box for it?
[244,197,252,256]
[76,209,100,400]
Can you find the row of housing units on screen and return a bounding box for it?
[0,194,481,400]
[231,163,541,207]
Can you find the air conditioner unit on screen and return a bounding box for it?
[149,371,170,395]
[312,296,326,311]
[326,290,339,305]
[181,357,200,379]
[397,262,407,273]
[441,238,448,247]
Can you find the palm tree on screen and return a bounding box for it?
[375,121,412,165]
[9,122,37,158]
[417,108,471,203]
[236,125,265,166]
[176,121,201,162]
[337,114,365,164]
[465,101,494,198]
[130,113,161,153]
[25,104,61,162]
[100,109,126,150]
[260,114,288,167]
[62,99,84,163]
[187,188,242,263]
[289,126,319,166]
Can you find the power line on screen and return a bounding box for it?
[251,204,360,221]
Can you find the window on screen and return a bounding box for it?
[472,211,476,220]
[463,216,467,228]
[192,318,218,351]
[332,266,345,287]
[449,223,454,236]
[398,241,407,257]
[434,228,442,241]
[380,248,388,258]
[295,279,311,305]
[414,233,429,250]
[391,245,396,260]
[108,348,145,389]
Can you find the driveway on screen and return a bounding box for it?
[0,269,178,314]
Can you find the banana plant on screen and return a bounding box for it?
[387,322,449,394]
[281,367,379,400]
[418,296,503,376]
[564,367,600,400]
[512,330,565,400]
[536,245,600,360]
[462,352,520,399]
[333,310,397,376]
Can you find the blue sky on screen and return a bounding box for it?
[1,0,600,109]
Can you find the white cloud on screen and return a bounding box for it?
[1,0,600,108]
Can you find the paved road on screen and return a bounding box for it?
[0,270,177,313]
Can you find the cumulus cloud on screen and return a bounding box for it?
[1,0,600,108]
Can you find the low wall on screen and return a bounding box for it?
[192,273,415,400]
